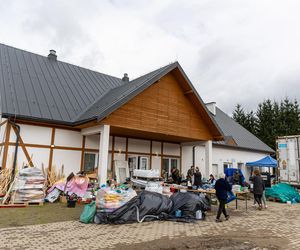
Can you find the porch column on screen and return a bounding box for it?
[205,140,212,177]
[98,125,110,186]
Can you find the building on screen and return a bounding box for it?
[0,44,272,184]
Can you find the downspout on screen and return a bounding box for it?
[192,146,196,166]
[11,122,20,181]
[297,137,300,184]
[6,121,20,197]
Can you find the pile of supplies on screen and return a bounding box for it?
[96,186,137,213]
[11,167,45,203]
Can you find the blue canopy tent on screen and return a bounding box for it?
[246,156,277,187]
[246,156,277,168]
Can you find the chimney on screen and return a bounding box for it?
[48,49,57,61]
[122,73,129,82]
[206,102,216,116]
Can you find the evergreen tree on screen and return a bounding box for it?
[232,104,247,127]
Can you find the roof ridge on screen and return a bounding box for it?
[0,43,122,81]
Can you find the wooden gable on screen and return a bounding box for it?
[100,72,216,141]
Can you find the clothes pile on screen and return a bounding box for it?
[11,167,45,203]
[46,174,89,202]
[96,186,137,213]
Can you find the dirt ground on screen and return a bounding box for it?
[0,200,298,249]
[0,202,84,228]
[116,236,282,250]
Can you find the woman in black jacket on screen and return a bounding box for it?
[215,173,231,222]
[252,169,265,210]
[193,167,202,188]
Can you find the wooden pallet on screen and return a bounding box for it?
[267,197,281,202]
[9,202,44,206]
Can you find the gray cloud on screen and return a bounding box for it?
[1,0,300,116]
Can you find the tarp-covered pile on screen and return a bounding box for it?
[12,167,45,203]
[96,187,137,213]
[265,183,300,203]
[93,190,210,224]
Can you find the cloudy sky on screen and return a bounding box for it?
[0,0,299,115]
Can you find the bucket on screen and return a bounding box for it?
[175,210,182,217]
[196,210,202,220]
[67,200,77,208]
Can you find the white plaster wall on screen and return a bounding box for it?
[114,137,126,152]
[181,146,193,177]
[163,143,180,156]
[114,153,126,161]
[54,129,82,148]
[151,156,161,170]
[52,149,81,176]
[0,118,7,143]
[152,141,161,155]
[128,138,150,153]
[85,134,100,150]
[181,144,269,180]
[10,124,52,145]
[212,146,269,181]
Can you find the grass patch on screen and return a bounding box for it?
[0,202,84,228]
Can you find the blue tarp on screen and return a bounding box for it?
[224,168,245,182]
[246,155,277,168]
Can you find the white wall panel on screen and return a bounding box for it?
[17,124,52,145]
[151,156,161,170]
[113,153,126,161]
[55,129,82,148]
[114,137,126,151]
[85,134,100,150]
[0,119,7,143]
[163,143,180,156]
[152,141,161,155]
[52,149,81,176]
[128,139,150,153]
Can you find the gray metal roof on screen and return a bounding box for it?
[211,106,274,153]
[0,43,123,124]
[0,43,223,139]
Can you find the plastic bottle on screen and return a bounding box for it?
[196,210,202,220]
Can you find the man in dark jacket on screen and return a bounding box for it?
[252,169,265,210]
[215,173,231,222]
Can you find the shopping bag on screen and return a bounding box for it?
[226,191,236,204]
[80,201,96,223]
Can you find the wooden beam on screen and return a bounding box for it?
[1,122,11,169]
[48,128,56,172]
[184,89,193,95]
[125,137,128,160]
[160,142,163,177]
[150,140,152,169]
[180,144,182,174]
[0,120,7,128]
[80,136,86,171]
[111,136,115,176]
[11,125,34,167]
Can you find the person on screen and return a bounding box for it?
[208,174,216,186]
[186,166,195,184]
[171,167,180,184]
[233,170,241,185]
[252,169,265,210]
[215,173,231,222]
[193,167,202,188]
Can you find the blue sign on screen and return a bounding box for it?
[278,143,287,149]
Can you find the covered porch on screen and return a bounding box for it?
[81,125,213,186]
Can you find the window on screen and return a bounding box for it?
[163,158,179,180]
[223,162,232,173]
[84,153,98,172]
[237,163,244,169]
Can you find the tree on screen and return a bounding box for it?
[232,104,247,127]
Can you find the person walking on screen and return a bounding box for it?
[193,167,202,188]
[215,173,231,222]
[252,169,265,210]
